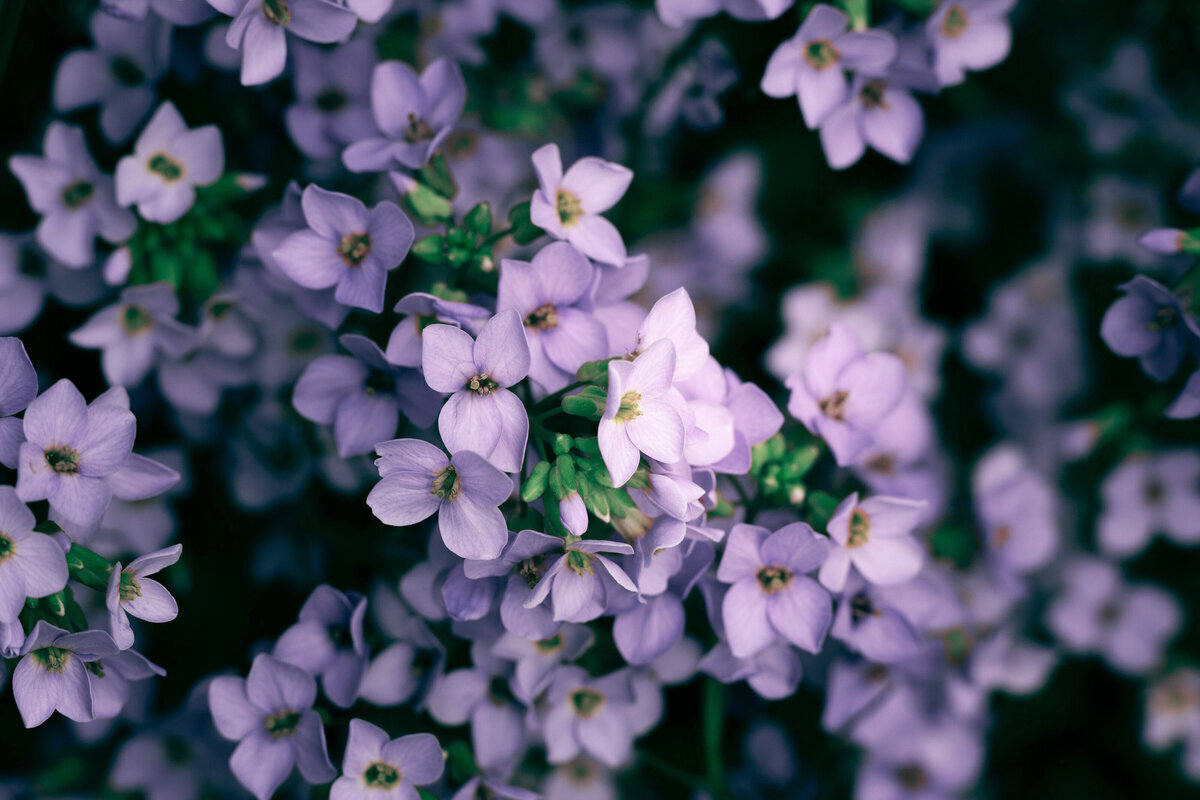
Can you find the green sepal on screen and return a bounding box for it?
[562,386,608,420]
[574,437,602,457]
[465,202,492,237]
[576,356,617,386]
[577,477,611,521]
[522,461,551,502]
[507,201,543,245]
[418,153,457,199]
[552,456,578,496]
[403,183,454,228]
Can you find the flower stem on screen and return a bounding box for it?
[704,678,730,800]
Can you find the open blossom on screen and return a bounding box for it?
[292,334,439,458]
[14,622,120,728]
[368,438,513,560]
[818,493,926,592]
[342,59,468,172]
[52,10,170,143]
[274,585,368,708]
[541,667,638,767]
[599,339,685,487]
[761,4,897,128]
[286,41,377,161]
[272,184,415,314]
[1097,451,1200,558]
[426,659,526,773]
[717,522,833,659]
[497,241,608,393]
[656,0,793,27]
[209,653,337,800]
[785,323,907,466]
[422,310,531,474]
[9,122,136,267]
[331,719,444,800]
[524,539,638,623]
[0,337,37,468]
[0,487,69,623]
[819,73,925,169]
[105,544,182,650]
[530,143,634,265]
[69,283,199,387]
[1100,275,1200,382]
[115,101,224,224]
[208,0,357,86]
[926,0,1017,88]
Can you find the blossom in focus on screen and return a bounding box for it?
[331,718,444,800]
[1100,275,1200,382]
[273,585,368,708]
[0,487,69,623]
[0,337,38,469]
[105,544,183,649]
[926,0,1017,88]
[819,492,926,592]
[598,339,685,487]
[530,143,634,266]
[207,0,357,86]
[13,622,120,728]
[115,101,224,224]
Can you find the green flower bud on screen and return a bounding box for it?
[521,461,551,502]
[465,202,492,237]
[552,434,574,456]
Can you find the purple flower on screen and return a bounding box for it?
[1046,557,1181,676]
[1100,275,1200,381]
[1097,451,1200,558]
[716,522,832,659]
[286,41,377,161]
[0,487,69,623]
[293,334,440,458]
[761,4,897,128]
[105,543,182,650]
[0,337,37,469]
[367,438,513,560]
[492,624,594,702]
[331,719,444,800]
[541,666,637,767]
[115,101,224,224]
[1139,227,1193,256]
[972,445,1059,575]
[386,291,491,368]
[9,122,136,267]
[785,323,907,466]
[15,379,137,527]
[598,339,685,487]
[86,648,166,720]
[926,0,1016,88]
[818,73,925,169]
[530,144,633,265]
[53,10,170,143]
[13,622,120,728]
[274,585,368,708]
[422,309,531,474]
[342,59,468,172]
[208,653,337,800]
[524,538,637,623]
[463,529,564,639]
[818,493,926,592]
[657,0,793,27]
[497,241,608,393]
[828,576,932,664]
[70,283,199,387]
[208,0,357,86]
[272,184,414,314]
[1166,369,1200,419]
[426,661,526,773]
[677,357,783,473]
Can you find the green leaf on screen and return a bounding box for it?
[521,461,551,502]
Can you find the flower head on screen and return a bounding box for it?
[529,144,633,265]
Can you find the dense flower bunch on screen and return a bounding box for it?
[1,0,1198,799]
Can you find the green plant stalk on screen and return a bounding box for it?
[704,678,729,800]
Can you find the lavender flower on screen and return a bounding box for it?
[1100,275,1200,381]
[273,184,414,314]
[1097,451,1200,558]
[785,323,907,466]
[292,334,439,458]
[342,59,468,172]
[105,543,182,649]
[761,4,897,128]
[818,493,926,592]
[541,666,637,767]
[598,339,685,487]
[274,585,368,708]
[0,487,69,623]
[208,653,336,800]
[497,241,607,393]
[0,337,37,469]
[16,379,137,527]
[926,0,1016,88]
[70,283,199,387]
[422,309,531,474]
[13,622,120,727]
[9,122,136,267]
[53,10,170,142]
[524,539,637,623]
[819,73,925,169]
[331,719,444,800]
[208,0,357,86]
[717,522,832,659]
[367,438,513,560]
[426,660,526,773]
[286,41,377,161]
[86,648,166,720]
[115,101,224,224]
[386,291,491,368]
[530,143,634,265]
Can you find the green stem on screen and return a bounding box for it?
[0,0,24,90]
[532,381,587,414]
[704,678,729,800]
[638,749,708,789]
